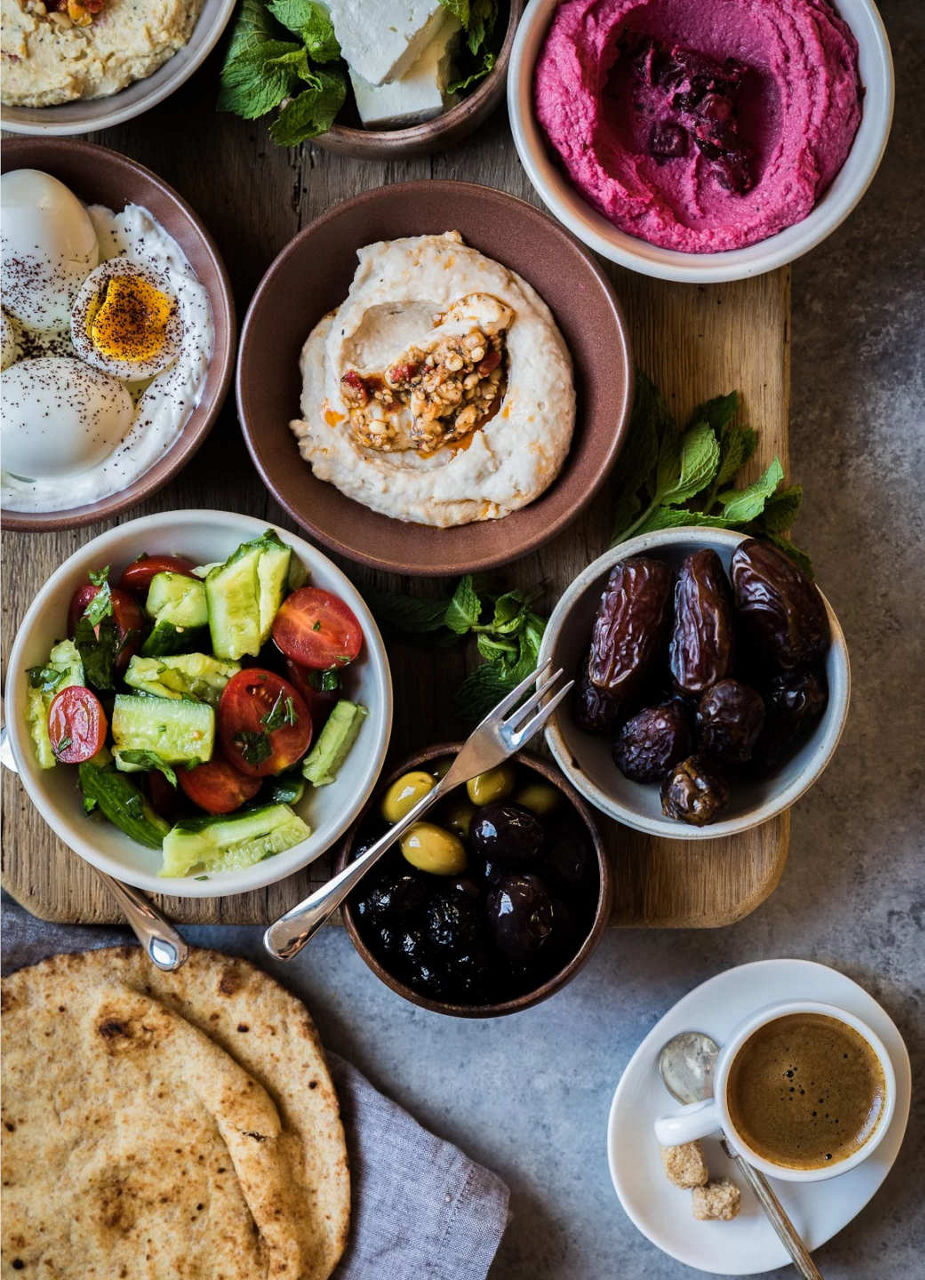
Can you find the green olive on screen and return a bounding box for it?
[445,799,476,837]
[380,770,436,824]
[466,763,516,807]
[431,757,454,780]
[400,823,467,876]
[515,782,561,816]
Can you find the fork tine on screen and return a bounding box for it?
[505,665,566,733]
[482,657,552,722]
[511,678,574,747]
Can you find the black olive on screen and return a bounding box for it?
[486,873,565,962]
[425,888,483,953]
[541,825,596,895]
[355,870,428,925]
[470,803,544,863]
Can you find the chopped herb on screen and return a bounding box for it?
[312,620,322,631]
[73,614,121,691]
[234,729,273,767]
[83,578,113,626]
[118,750,179,788]
[27,664,67,693]
[88,565,111,587]
[261,690,297,731]
[55,735,72,753]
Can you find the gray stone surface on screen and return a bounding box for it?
[2,2,922,1277]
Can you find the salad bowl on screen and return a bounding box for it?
[5,510,393,898]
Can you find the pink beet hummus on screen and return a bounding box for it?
[534,0,863,253]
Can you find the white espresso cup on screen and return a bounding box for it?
[654,1000,896,1183]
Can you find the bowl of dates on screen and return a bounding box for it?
[336,746,611,1017]
[538,529,850,839]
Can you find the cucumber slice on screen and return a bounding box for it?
[267,773,306,806]
[206,544,263,660]
[112,694,214,765]
[159,803,310,877]
[256,536,291,644]
[124,654,240,706]
[140,619,206,658]
[146,573,208,628]
[302,700,368,786]
[25,639,86,770]
[78,761,169,849]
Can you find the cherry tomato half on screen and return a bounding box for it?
[178,758,262,815]
[67,583,145,673]
[272,587,363,671]
[218,669,312,778]
[47,686,107,764]
[119,554,197,594]
[284,658,340,733]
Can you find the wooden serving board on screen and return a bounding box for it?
[0,94,790,926]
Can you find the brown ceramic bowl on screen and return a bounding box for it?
[1,139,235,532]
[315,1,524,159]
[237,180,632,576]
[335,743,612,1018]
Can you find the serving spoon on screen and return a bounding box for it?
[0,723,189,972]
[657,1031,824,1279]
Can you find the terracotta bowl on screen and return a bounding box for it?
[335,743,612,1019]
[315,1,524,159]
[1,139,235,531]
[237,180,632,576]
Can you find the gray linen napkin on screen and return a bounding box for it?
[0,897,510,1280]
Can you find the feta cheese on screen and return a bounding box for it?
[327,0,447,86]
[351,16,459,128]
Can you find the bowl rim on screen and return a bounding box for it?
[5,508,394,897]
[235,177,633,576]
[317,0,524,152]
[1,138,236,531]
[507,0,895,283]
[0,0,238,136]
[538,527,852,840]
[335,742,613,1018]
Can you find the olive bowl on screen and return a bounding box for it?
[335,744,612,1019]
[538,528,851,841]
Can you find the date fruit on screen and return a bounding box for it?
[574,663,623,733]
[731,539,830,671]
[750,668,829,775]
[697,679,765,765]
[613,700,693,783]
[670,549,734,695]
[660,756,729,826]
[587,557,672,707]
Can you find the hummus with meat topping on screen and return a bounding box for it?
[1,0,205,107]
[534,0,862,253]
[290,232,575,528]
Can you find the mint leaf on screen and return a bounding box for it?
[74,614,120,691]
[219,38,304,118]
[367,589,452,635]
[88,565,110,587]
[659,421,721,507]
[119,750,178,788]
[447,51,495,94]
[268,0,339,60]
[234,729,272,767]
[28,664,67,693]
[717,456,784,523]
[714,424,758,489]
[688,392,738,434]
[634,507,744,535]
[445,575,482,634]
[268,69,347,144]
[757,484,803,533]
[83,579,113,627]
[764,533,814,578]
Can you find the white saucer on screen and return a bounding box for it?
[607,959,911,1276]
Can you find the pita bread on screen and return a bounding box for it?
[1,948,350,1280]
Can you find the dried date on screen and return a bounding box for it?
[613,700,693,783]
[660,756,729,826]
[731,539,830,672]
[750,668,829,776]
[670,549,734,695]
[573,661,623,733]
[697,679,765,765]
[588,557,672,708]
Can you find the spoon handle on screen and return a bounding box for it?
[726,1147,824,1279]
[96,871,189,972]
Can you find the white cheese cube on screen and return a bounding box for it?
[328,0,447,86]
[351,17,459,128]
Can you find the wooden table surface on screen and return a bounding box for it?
[1,53,791,925]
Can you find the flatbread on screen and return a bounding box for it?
[1,948,350,1279]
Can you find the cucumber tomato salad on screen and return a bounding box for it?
[24,531,368,878]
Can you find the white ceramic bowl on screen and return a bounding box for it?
[6,510,393,896]
[538,528,850,840]
[508,0,894,283]
[1,0,236,136]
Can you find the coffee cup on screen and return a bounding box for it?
[654,1000,896,1183]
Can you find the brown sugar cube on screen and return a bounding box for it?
[691,1177,742,1222]
[659,1141,709,1188]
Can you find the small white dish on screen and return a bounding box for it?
[507,0,894,283]
[538,528,851,841]
[1,0,236,137]
[607,958,912,1276]
[5,510,393,898]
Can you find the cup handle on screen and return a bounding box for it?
[654,1099,722,1146]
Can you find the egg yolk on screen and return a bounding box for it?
[87,275,174,366]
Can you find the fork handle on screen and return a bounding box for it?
[264,773,455,961]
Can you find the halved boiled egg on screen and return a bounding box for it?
[70,260,182,380]
[1,356,134,480]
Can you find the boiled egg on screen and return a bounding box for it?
[1,356,133,480]
[70,260,182,380]
[0,170,99,332]
[1,310,21,370]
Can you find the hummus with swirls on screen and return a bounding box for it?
[1,0,205,107]
[290,232,575,528]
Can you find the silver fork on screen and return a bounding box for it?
[264,659,573,962]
